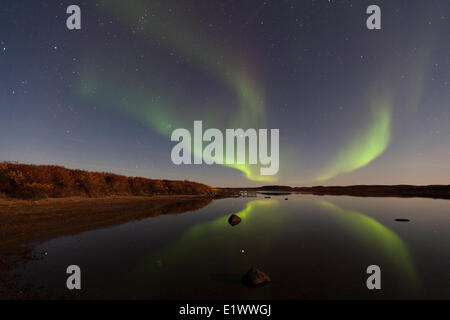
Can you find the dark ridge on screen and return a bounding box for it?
[257,185,293,191]
[218,185,450,200]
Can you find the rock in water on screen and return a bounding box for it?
[228,214,242,226]
[395,218,410,222]
[242,267,272,286]
[284,198,288,200]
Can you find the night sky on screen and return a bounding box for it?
[1,0,449,187]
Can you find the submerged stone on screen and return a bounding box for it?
[395,218,410,222]
[242,267,272,287]
[228,214,242,226]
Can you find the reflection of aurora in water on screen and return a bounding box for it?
[185,198,279,235]
[135,199,281,279]
[320,201,419,290]
[137,198,419,292]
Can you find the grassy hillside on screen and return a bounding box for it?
[0,162,213,199]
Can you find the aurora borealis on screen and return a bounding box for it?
[320,201,418,288]
[1,0,449,186]
[318,102,391,181]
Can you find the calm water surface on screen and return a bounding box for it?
[16,194,450,299]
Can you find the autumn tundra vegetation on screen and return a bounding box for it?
[0,162,213,199]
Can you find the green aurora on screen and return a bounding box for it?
[320,201,418,289]
[318,101,392,181]
[80,0,275,182]
[75,1,439,185]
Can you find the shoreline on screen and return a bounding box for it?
[0,194,221,299]
[220,185,450,200]
[0,194,219,248]
[1,186,448,299]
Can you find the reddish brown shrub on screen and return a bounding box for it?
[0,162,213,199]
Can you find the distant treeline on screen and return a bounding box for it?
[293,185,450,199]
[0,162,213,199]
[221,184,450,200]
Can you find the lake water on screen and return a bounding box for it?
[16,194,450,299]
